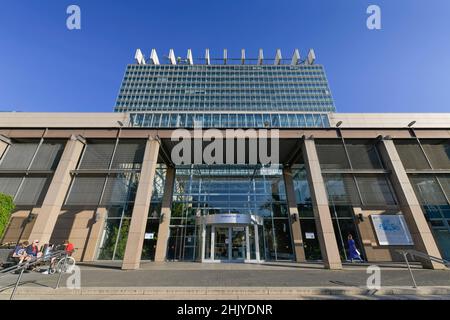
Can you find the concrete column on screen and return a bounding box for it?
[0,135,10,160]
[283,168,306,262]
[302,138,342,270]
[379,139,445,269]
[154,166,176,262]
[81,207,107,262]
[28,135,85,244]
[122,137,160,270]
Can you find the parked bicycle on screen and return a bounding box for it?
[48,249,77,275]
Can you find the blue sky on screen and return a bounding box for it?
[0,0,449,113]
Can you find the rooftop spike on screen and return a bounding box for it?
[223,49,228,65]
[205,49,211,65]
[306,48,316,65]
[187,49,194,65]
[134,49,146,65]
[168,49,177,65]
[258,49,264,65]
[150,49,160,65]
[241,49,246,65]
[274,49,282,65]
[291,49,300,65]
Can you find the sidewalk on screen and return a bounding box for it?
[1,262,450,300]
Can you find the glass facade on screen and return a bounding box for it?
[396,138,450,259]
[129,112,330,129]
[115,65,335,113]
[318,138,399,261]
[168,165,294,261]
[0,139,66,206]
[292,165,322,260]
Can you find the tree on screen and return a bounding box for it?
[0,193,15,242]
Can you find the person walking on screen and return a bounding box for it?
[347,234,363,262]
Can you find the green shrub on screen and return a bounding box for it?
[0,193,15,241]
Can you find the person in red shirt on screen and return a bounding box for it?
[64,240,75,256]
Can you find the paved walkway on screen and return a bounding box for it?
[1,262,450,299]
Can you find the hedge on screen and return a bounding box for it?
[0,193,15,241]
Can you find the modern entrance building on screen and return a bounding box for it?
[0,49,449,270]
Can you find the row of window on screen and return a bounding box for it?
[118,95,332,102]
[120,83,330,88]
[129,113,330,128]
[119,102,334,112]
[120,89,330,95]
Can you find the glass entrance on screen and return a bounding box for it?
[214,227,229,260]
[206,225,262,262]
[231,227,246,260]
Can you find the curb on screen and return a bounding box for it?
[2,286,450,298]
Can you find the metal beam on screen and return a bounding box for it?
[291,49,300,65]
[187,49,194,65]
[307,48,316,65]
[205,49,211,65]
[274,49,282,65]
[134,49,146,65]
[150,49,160,65]
[168,49,177,65]
[258,49,264,65]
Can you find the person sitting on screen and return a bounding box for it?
[12,242,31,265]
[26,240,43,260]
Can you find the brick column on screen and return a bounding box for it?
[155,166,176,262]
[283,168,306,262]
[28,135,85,245]
[81,207,107,262]
[378,138,445,270]
[122,137,160,270]
[302,138,342,270]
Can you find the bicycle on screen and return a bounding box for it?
[48,249,77,275]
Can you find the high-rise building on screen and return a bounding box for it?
[115,49,334,129]
[0,49,449,271]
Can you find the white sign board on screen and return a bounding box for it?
[305,233,316,240]
[144,233,154,240]
[371,215,414,246]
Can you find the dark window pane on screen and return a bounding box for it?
[329,205,354,218]
[111,139,146,170]
[345,139,383,170]
[292,165,312,205]
[324,174,361,205]
[410,175,448,206]
[355,175,397,206]
[66,176,106,205]
[0,140,39,170]
[15,176,51,206]
[316,140,350,170]
[273,219,294,260]
[30,140,66,171]
[421,140,450,170]
[101,173,139,205]
[439,176,450,200]
[300,219,322,260]
[394,140,431,170]
[0,176,22,198]
[79,140,115,169]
